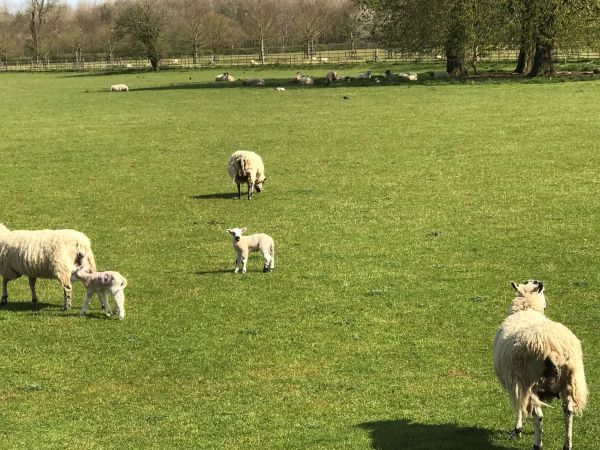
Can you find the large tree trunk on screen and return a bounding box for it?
[527,43,554,77]
[445,43,465,75]
[515,45,534,74]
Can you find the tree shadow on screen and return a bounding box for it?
[191,193,238,200]
[358,419,513,450]
[0,301,51,312]
[194,269,232,276]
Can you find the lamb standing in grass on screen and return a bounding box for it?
[227,150,267,200]
[71,267,127,320]
[227,227,274,273]
[493,280,588,450]
[0,224,96,309]
[110,84,129,92]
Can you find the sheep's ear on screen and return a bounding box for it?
[241,227,247,233]
[226,229,233,234]
[511,281,524,296]
[536,281,544,293]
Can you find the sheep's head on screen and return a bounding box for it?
[70,265,90,282]
[509,279,546,314]
[255,177,266,193]
[227,227,247,242]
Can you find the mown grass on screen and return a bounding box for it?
[0,68,599,449]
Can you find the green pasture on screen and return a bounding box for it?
[0,67,599,449]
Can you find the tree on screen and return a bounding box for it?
[117,0,164,70]
[294,0,330,59]
[24,0,58,64]
[169,0,208,64]
[240,0,277,62]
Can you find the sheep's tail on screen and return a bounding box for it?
[568,361,588,414]
[120,277,128,289]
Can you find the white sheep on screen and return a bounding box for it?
[226,227,274,273]
[355,71,371,79]
[298,75,314,86]
[215,72,236,82]
[227,150,267,200]
[71,267,127,320]
[0,224,96,309]
[110,84,129,92]
[399,72,418,81]
[242,78,265,87]
[493,280,588,450]
[290,72,303,83]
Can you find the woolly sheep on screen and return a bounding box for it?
[110,84,129,92]
[290,72,303,83]
[325,70,338,85]
[493,280,588,450]
[243,78,265,87]
[226,227,274,273]
[434,71,450,80]
[215,72,236,82]
[298,75,314,86]
[227,150,267,200]
[0,224,97,309]
[355,71,371,79]
[71,267,127,320]
[399,72,418,81]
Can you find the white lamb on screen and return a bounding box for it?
[355,71,371,79]
[242,78,265,87]
[71,267,127,320]
[325,70,338,85]
[0,224,96,309]
[215,72,236,82]
[110,84,129,92]
[227,150,267,200]
[493,280,588,450]
[298,75,314,86]
[290,72,303,83]
[226,227,274,273]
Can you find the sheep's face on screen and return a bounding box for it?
[227,227,247,242]
[255,177,266,193]
[511,279,546,312]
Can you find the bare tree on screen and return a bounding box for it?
[171,0,208,64]
[294,0,330,59]
[240,0,277,63]
[25,0,57,64]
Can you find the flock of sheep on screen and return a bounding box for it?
[9,77,593,448]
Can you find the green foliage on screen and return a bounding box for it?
[1,69,600,448]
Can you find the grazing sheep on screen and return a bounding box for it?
[298,75,314,86]
[215,72,236,82]
[110,84,129,92]
[0,224,97,309]
[226,227,274,273]
[243,78,265,87]
[71,267,127,320]
[290,72,303,83]
[325,70,338,85]
[493,280,588,450]
[355,71,371,79]
[227,150,267,200]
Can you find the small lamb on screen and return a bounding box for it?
[227,227,274,273]
[110,84,129,92]
[71,267,128,319]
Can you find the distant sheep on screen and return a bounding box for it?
[355,71,371,79]
[215,72,236,82]
[493,280,588,450]
[0,224,96,309]
[110,84,129,92]
[290,72,303,83]
[434,71,450,80]
[226,227,274,273]
[243,78,265,87]
[71,267,127,320]
[227,150,266,200]
[325,70,338,85]
[399,72,418,81]
[298,75,314,86]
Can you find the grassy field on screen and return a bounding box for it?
[0,67,599,449]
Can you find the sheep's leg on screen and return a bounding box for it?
[99,291,112,317]
[270,246,275,271]
[563,398,574,450]
[113,290,125,320]
[234,254,240,273]
[79,290,93,316]
[261,248,271,272]
[62,283,72,310]
[236,182,242,199]
[28,277,38,304]
[532,406,543,450]
[241,251,248,273]
[1,278,7,304]
[510,410,523,438]
[247,181,254,200]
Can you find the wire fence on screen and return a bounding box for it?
[1,46,600,72]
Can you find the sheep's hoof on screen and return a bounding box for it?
[263,267,269,273]
[31,297,38,304]
[509,428,522,438]
[532,445,542,450]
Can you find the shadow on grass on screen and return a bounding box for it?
[0,301,51,312]
[358,419,512,450]
[191,193,238,200]
[194,270,232,276]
